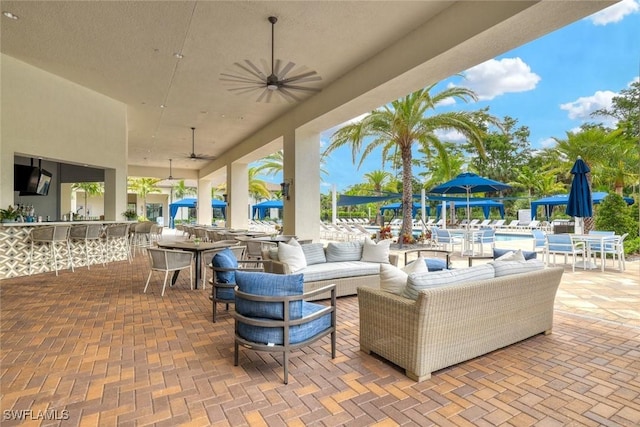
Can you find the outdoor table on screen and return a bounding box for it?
[570,234,617,272]
[156,240,235,289]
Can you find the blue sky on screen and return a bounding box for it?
[316,0,640,193]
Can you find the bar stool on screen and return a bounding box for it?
[130,221,154,256]
[29,225,74,276]
[104,223,132,264]
[70,224,104,269]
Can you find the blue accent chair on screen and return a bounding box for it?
[233,271,336,384]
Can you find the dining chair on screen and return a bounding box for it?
[588,232,627,272]
[433,228,463,255]
[472,228,495,256]
[531,229,546,253]
[232,271,336,384]
[144,248,193,296]
[544,234,585,272]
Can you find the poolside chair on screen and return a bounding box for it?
[490,219,505,229]
[472,219,491,229]
[531,229,546,253]
[544,234,585,272]
[471,228,495,256]
[505,220,520,229]
[587,231,626,272]
[434,228,464,255]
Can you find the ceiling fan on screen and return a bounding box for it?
[163,159,183,181]
[220,16,322,103]
[184,127,215,161]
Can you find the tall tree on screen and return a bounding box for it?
[248,167,271,200]
[71,182,104,219]
[127,178,161,220]
[324,83,500,242]
[173,180,196,200]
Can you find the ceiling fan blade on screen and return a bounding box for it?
[280,70,320,84]
[278,61,296,79]
[256,88,270,103]
[242,60,268,81]
[277,87,302,102]
[282,84,322,92]
[228,86,266,95]
[228,61,266,82]
[219,73,264,85]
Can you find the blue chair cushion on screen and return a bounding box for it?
[424,258,448,271]
[237,301,332,345]
[493,248,537,260]
[212,248,238,283]
[235,271,303,320]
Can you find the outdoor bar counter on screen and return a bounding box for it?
[0,221,134,279]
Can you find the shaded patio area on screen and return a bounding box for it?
[1,249,638,426]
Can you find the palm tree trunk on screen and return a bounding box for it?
[399,143,413,246]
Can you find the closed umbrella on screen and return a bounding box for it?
[566,157,592,232]
[429,172,511,222]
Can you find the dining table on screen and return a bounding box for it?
[156,240,235,289]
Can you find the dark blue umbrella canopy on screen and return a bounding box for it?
[566,157,592,218]
[429,172,511,219]
[429,172,511,194]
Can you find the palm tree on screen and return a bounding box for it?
[173,180,196,200]
[248,167,271,200]
[255,149,329,180]
[363,170,391,195]
[324,83,500,242]
[127,177,162,220]
[71,182,104,219]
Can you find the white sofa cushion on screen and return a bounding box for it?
[325,241,363,262]
[492,259,545,277]
[403,264,495,300]
[361,237,391,264]
[301,243,327,265]
[298,261,380,282]
[380,256,428,295]
[278,240,307,273]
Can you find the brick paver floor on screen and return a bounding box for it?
[1,239,638,426]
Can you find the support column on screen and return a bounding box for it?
[228,162,249,230]
[103,167,127,221]
[198,179,212,226]
[282,128,320,241]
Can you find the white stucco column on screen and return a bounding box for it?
[282,128,320,241]
[197,178,212,226]
[228,161,249,230]
[103,167,127,221]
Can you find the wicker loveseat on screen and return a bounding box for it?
[263,239,398,300]
[358,264,564,381]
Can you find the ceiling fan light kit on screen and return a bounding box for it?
[220,15,322,103]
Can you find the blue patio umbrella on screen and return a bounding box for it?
[566,157,592,218]
[429,172,511,220]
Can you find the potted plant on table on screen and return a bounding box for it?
[0,205,20,223]
[122,209,138,221]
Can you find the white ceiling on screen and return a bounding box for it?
[0,1,616,178]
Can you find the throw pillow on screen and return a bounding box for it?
[493,247,537,261]
[325,241,363,262]
[361,237,391,263]
[234,271,303,320]
[424,258,448,271]
[494,250,526,262]
[278,240,307,273]
[301,243,327,265]
[492,259,545,277]
[212,248,238,283]
[402,264,495,300]
[379,256,428,295]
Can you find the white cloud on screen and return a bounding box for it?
[539,137,556,149]
[589,0,639,25]
[435,129,466,142]
[559,90,616,121]
[459,57,541,100]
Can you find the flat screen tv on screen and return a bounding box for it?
[14,165,52,196]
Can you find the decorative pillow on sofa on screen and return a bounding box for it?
[301,243,326,265]
[278,239,307,273]
[325,241,363,262]
[492,259,545,277]
[402,264,495,300]
[424,258,448,271]
[495,249,526,261]
[361,237,391,264]
[380,256,428,295]
[235,271,303,320]
[493,247,536,260]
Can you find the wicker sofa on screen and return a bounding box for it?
[358,265,564,381]
[263,240,398,300]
